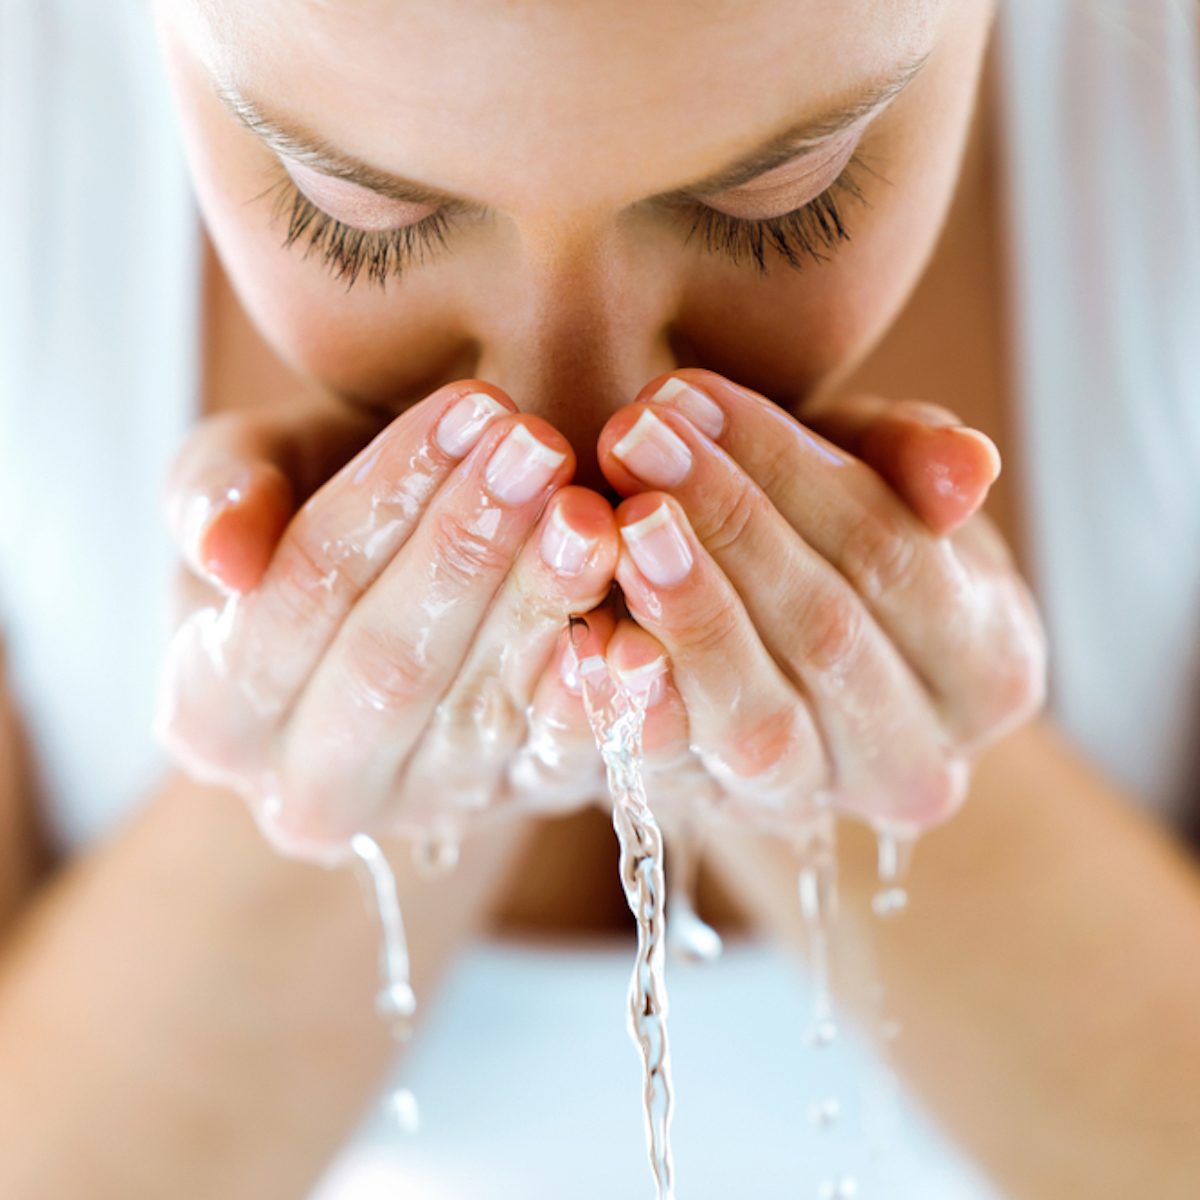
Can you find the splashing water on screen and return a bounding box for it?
[574,641,677,1200]
[350,834,421,1135]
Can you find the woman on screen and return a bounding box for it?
[0,0,1197,1197]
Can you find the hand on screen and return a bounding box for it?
[155,383,618,860]
[595,369,1048,833]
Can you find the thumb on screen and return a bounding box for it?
[801,394,1002,537]
[163,396,386,595]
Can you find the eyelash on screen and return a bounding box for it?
[263,153,878,292]
[673,154,877,276]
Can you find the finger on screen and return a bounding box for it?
[602,374,1033,744]
[279,414,575,841]
[163,395,386,593]
[603,619,715,821]
[194,384,516,727]
[602,408,965,826]
[801,393,1001,536]
[613,492,829,818]
[622,371,1000,535]
[503,606,619,812]
[394,487,618,831]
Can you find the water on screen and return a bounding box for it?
[574,636,677,1200]
[818,1174,860,1198]
[350,834,418,1038]
[796,807,840,1040]
[350,834,422,1136]
[666,817,723,965]
[412,826,461,880]
[871,822,919,920]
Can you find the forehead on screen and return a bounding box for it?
[188,0,946,212]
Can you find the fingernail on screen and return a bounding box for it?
[649,377,725,439]
[948,427,1002,483]
[621,502,693,586]
[568,614,590,651]
[540,504,595,575]
[560,649,582,693]
[615,656,668,707]
[612,409,693,487]
[178,476,251,587]
[485,424,567,505]
[435,391,509,457]
[903,402,961,428]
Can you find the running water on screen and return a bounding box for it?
[666,817,723,965]
[871,821,919,919]
[573,636,677,1200]
[350,833,421,1135]
[796,806,840,1048]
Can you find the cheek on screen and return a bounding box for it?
[667,140,966,411]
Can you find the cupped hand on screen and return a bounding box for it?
[156,382,619,861]
[596,369,1048,834]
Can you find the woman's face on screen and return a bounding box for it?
[156,0,994,485]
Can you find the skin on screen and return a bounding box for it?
[0,1,1197,1197]
[152,0,1041,855]
[162,0,980,449]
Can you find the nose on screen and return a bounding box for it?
[469,230,699,493]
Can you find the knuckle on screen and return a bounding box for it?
[957,585,1049,746]
[432,509,513,586]
[898,754,971,824]
[840,507,921,603]
[796,586,868,678]
[749,436,797,499]
[513,562,570,628]
[343,626,433,713]
[271,528,349,624]
[985,609,1049,730]
[674,596,744,659]
[696,481,764,555]
[706,702,821,799]
[434,676,528,755]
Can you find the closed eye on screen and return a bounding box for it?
[255,149,884,290]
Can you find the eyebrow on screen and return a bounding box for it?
[214,52,928,211]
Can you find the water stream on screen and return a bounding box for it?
[342,645,924,1193]
[350,833,421,1134]
[574,636,677,1200]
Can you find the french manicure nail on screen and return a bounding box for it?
[435,392,509,456]
[485,424,567,505]
[540,504,595,575]
[612,409,693,487]
[649,376,726,439]
[615,656,668,707]
[621,502,693,586]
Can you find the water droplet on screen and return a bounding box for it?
[806,1096,841,1129]
[385,1087,420,1135]
[871,885,909,918]
[818,1174,859,1199]
[874,821,919,887]
[412,829,460,879]
[805,1017,840,1049]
